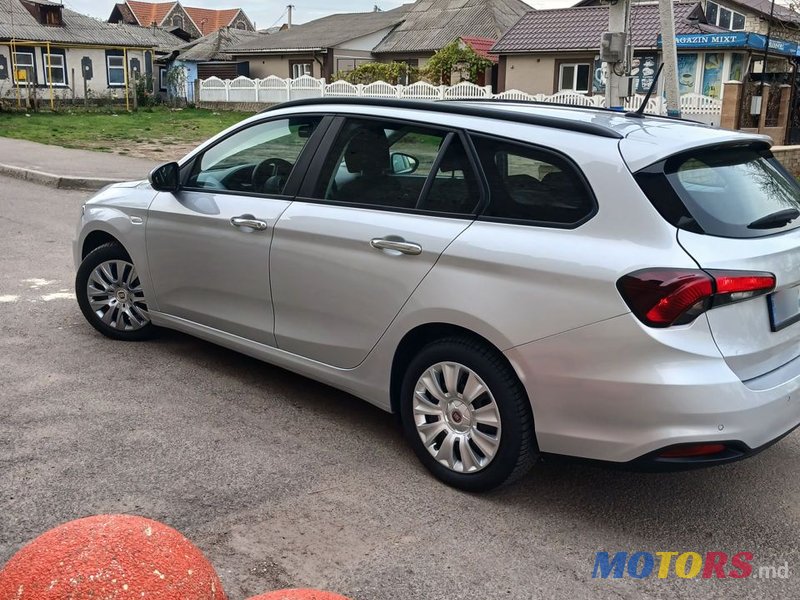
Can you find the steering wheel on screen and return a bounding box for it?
[252,158,294,194]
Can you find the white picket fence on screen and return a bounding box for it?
[199,75,723,120]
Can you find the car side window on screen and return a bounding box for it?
[311,118,480,216]
[186,116,321,196]
[419,136,482,215]
[471,135,595,226]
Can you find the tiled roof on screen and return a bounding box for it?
[184,7,242,36]
[126,0,176,26]
[230,6,409,53]
[373,0,530,54]
[177,27,260,61]
[728,0,800,24]
[462,36,499,63]
[0,0,183,49]
[493,2,713,53]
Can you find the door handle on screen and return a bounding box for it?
[231,216,268,231]
[370,238,423,256]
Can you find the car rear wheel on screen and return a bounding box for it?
[400,336,538,491]
[76,242,155,341]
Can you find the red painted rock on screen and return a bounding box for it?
[248,591,352,600]
[0,514,226,600]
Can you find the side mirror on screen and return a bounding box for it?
[149,162,180,193]
[391,152,419,175]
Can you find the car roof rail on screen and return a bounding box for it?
[259,97,624,140]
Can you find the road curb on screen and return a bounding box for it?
[0,163,123,191]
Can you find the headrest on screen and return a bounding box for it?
[438,141,467,174]
[345,127,391,174]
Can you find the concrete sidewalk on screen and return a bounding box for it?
[0,137,160,191]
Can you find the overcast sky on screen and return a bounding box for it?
[60,0,577,29]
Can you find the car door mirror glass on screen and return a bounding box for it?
[391,152,419,175]
[149,162,180,193]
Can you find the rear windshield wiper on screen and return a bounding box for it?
[748,208,800,230]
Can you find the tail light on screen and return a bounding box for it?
[617,268,775,328]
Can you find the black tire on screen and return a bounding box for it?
[400,336,538,492]
[75,242,156,342]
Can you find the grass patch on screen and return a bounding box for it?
[0,107,252,152]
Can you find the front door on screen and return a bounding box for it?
[146,115,324,346]
[270,116,484,368]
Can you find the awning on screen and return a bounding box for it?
[657,32,798,57]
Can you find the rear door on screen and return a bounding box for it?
[269,116,484,369]
[637,143,800,381]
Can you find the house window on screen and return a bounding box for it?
[44,52,66,85]
[559,63,591,93]
[107,55,126,86]
[12,51,35,84]
[236,21,247,30]
[159,67,168,91]
[336,58,356,74]
[172,15,184,28]
[706,2,746,31]
[291,62,312,78]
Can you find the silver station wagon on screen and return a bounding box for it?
[75,98,800,491]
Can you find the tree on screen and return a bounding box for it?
[421,39,493,85]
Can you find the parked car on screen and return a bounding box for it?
[74,98,800,491]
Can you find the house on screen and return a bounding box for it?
[492,0,799,99]
[370,0,531,69]
[228,0,530,82]
[166,27,261,100]
[109,1,254,41]
[227,7,409,80]
[0,0,182,103]
[576,0,800,40]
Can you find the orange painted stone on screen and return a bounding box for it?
[248,591,352,600]
[0,514,226,600]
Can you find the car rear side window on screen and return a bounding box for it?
[470,135,596,227]
[636,144,800,239]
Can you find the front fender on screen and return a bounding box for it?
[74,183,159,310]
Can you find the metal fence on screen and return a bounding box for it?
[198,75,723,119]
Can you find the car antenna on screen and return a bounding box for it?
[626,63,664,119]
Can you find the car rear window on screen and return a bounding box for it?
[635,144,800,238]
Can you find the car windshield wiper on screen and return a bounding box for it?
[748,208,800,230]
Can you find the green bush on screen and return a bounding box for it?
[421,40,493,85]
[333,62,419,85]
[135,75,161,108]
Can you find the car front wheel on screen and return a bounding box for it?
[75,242,155,341]
[400,336,538,492]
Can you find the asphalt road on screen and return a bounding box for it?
[1,174,799,600]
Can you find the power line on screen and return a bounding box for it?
[266,7,288,30]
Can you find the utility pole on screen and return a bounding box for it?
[287,5,294,29]
[659,0,682,117]
[603,0,632,111]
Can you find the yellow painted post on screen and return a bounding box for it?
[46,41,54,110]
[10,40,21,108]
[123,47,130,112]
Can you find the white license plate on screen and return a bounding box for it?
[768,285,800,332]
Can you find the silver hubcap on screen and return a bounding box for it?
[413,362,502,474]
[87,260,150,331]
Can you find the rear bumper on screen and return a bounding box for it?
[504,313,800,463]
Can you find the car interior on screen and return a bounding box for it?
[324,122,479,214]
[476,139,594,224]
